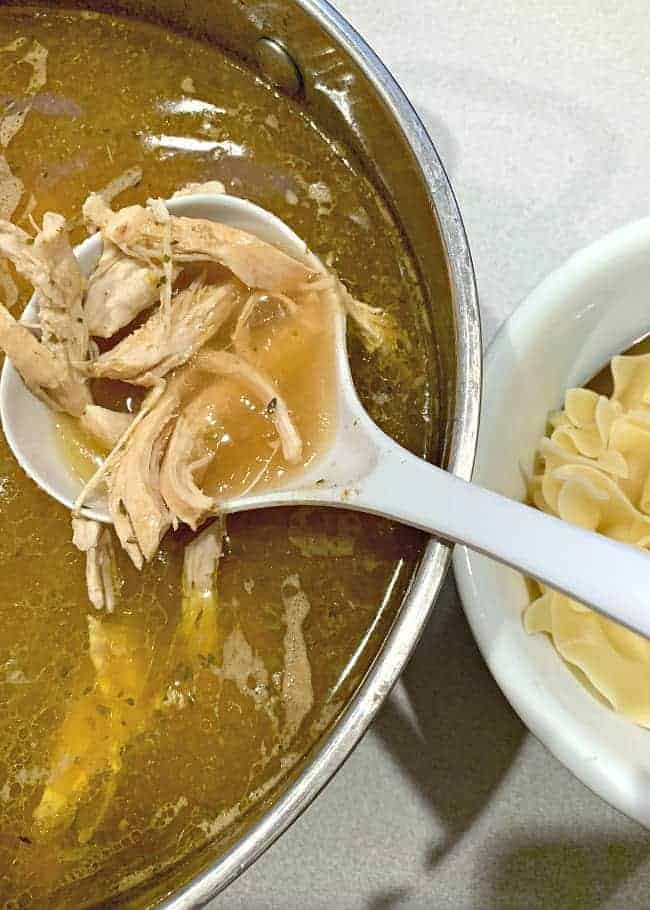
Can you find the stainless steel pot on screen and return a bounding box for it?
[32,0,481,903]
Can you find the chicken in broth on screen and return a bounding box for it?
[0,7,438,907]
[57,227,340,504]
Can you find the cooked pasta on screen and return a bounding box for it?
[526,354,650,727]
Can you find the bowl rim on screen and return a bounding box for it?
[453,214,650,829]
[161,0,481,906]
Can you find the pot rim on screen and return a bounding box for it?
[162,2,481,905]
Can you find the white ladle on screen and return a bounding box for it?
[3,194,650,637]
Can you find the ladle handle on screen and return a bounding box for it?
[343,442,650,639]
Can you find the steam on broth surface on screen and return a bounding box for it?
[0,7,438,907]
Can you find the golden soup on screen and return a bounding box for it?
[0,7,437,907]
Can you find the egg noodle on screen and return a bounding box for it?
[526,353,650,727]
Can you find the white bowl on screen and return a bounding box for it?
[453,217,650,827]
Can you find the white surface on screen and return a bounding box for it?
[454,216,650,828]
[216,2,650,907]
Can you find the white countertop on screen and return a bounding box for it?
[217,2,650,906]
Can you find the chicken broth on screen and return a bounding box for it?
[0,7,437,907]
[200,288,338,498]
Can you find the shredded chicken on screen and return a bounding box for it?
[0,41,48,148]
[80,405,134,450]
[21,40,48,95]
[172,180,225,197]
[0,188,394,583]
[72,517,120,612]
[280,574,314,746]
[67,166,144,233]
[34,517,224,840]
[83,197,314,294]
[0,154,22,222]
[104,385,180,568]
[95,166,143,206]
[89,278,242,385]
[338,286,397,353]
[0,41,47,224]
[183,517,225,596]
[73,378,168,513]
[82,192,113,232]
[159,388,218,531]
[0,260,18,308]
[33,615,154,841]
[0,214,90,414]
[84,240,176,338]
[17,192,37,226]
[194,349,302,463]
[173,517,226,663]
[0,37,27,54]
[306,272,397,353]
[146,197,174,325]
[90,348,300,563]
[0,303,73,410]
[162,518,227,710]
[33,213,88,361]
[0,116,24,150]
